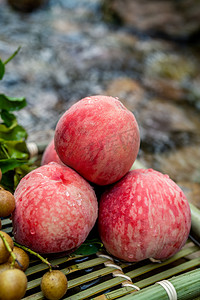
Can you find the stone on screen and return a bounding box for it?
[137,98,196,152]
[105,77,145,111]
[156,145,200,182]
[104,0,200,39]
[144,51,198,101]
[7,0,48,12]
[177,182,200,209]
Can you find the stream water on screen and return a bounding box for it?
[0,0,200,208]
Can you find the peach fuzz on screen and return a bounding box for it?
[41,139,62,165]
[54,95,140,185]
[98,168,191,262]
[12,162,98,254]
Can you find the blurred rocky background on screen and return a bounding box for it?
[104,0,200,40]
[0,0,200,207]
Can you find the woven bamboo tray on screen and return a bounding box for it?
[1,211,200,300]
[2,146,200,299]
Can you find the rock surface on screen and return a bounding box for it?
[104,0,200,39]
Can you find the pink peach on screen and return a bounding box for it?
[12,163,98,254]
[98,169,191,262]
[54,95,140,185]
[41,139,62,165]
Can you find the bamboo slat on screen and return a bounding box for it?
[119,268,200,300]
[190,203,200,243]
[1,184,200,300]
[22,242,200,300]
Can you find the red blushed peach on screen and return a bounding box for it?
[12,163,98,254]
[54,95,140,185]
[41,139,62,165]
[98,169,191,262]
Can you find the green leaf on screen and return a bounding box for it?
[1,163,33,192]
[0,141,29,160]
[0,143,10,159]
[4,46,21,65]
[0,94,26,111]
[0,158,28,173]
[14,164,35,189]
[0,110,17,127]
[0,47,21,80]
[0,46,35,193]
[0,162,34,192]
[74,239,103,255]
[0,124,27,141]
[0,59,5,80]
[0,170,15,192]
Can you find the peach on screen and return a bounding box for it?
[54,95,140,185]
[41,139,62,165]
[98,168,191,262]
[12,162,98,254]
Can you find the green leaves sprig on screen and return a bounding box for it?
[0,48,33,191]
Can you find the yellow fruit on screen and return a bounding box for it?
[41,270,68,300]
[0,190,15,217]
[8,246,29,271]
[0,262,10,274]
[0,231,14,264]
[0,268,27,300]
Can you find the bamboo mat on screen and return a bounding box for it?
[1,218,200,300]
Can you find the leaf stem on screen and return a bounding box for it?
[14,242,53,271]
[1,144,10,159]
[0,232,16,268]
[4,47,21,65]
